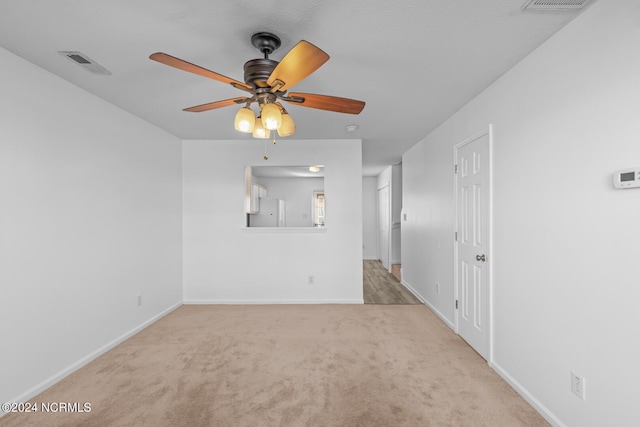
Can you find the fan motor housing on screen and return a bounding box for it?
[243,58,278,88]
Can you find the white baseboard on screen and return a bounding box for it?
[491,362,566,427]
[399,279,424,303]
[3,301,182,412]
[400,280,563,426]
[184,299,365,305]
[401,279,455,331]
[399,279,563,426]
[422,297,456,331]
[2,297,564,427]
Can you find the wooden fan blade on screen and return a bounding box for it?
[286,93,365,114]
[267,41,329,91]
[183,97,249,113]
[150,52,251,90]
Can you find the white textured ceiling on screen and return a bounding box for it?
[0,0,591,175]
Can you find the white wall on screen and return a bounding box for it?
[401,0,640,425]
[0,48,183,405]
[253,176,324,227]
[402,134,453,322]
[182,139,363,303]
[362,177,378,259]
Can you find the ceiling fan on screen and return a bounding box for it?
[149,32,365,138]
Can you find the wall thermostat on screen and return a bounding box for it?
[613,168,640,189]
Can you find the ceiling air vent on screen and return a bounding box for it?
[58,51,112,75]
[522,0,591,10]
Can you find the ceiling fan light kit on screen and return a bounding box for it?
[260,103,282,130]
[252,117,270,139]
[277,112,295,137]
[150,31,365,142]
[234,107,255,133]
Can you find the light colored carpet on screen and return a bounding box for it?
[1,305,547,426]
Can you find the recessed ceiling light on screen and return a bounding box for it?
[345,125,359,132]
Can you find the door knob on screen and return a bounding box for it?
[476,254,486,262]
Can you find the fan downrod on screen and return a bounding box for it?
[251,32,281,58]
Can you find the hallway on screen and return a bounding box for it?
[363,260,421,304]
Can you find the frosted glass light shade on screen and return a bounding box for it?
[261,103,282,130]
[252,118,270,139]
[277,112,295,137]
[234,107,255,133]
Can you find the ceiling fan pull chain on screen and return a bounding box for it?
[263,139,269,161]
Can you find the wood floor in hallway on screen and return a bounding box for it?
[363,260,422,304]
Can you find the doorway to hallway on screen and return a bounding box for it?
[363,260,421,304]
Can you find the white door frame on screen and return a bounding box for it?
[377,184,391,270]
[453,125,493,364]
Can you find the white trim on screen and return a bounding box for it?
[241,227,327,233]
[4,302,182,409]
[492,362,566,427]
[183,299,365,305]
[376,184,391,270]
[487,124,495,365]
[402,279,456,331]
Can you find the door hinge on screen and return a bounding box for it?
[455,300,458,309]
[455,231,458,241]
[455,164,458,174]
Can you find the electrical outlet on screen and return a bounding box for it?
[308,275,315,285]
[571,371,586,400]
[137,294,143,307]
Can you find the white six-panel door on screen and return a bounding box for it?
[455,130,491,360]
